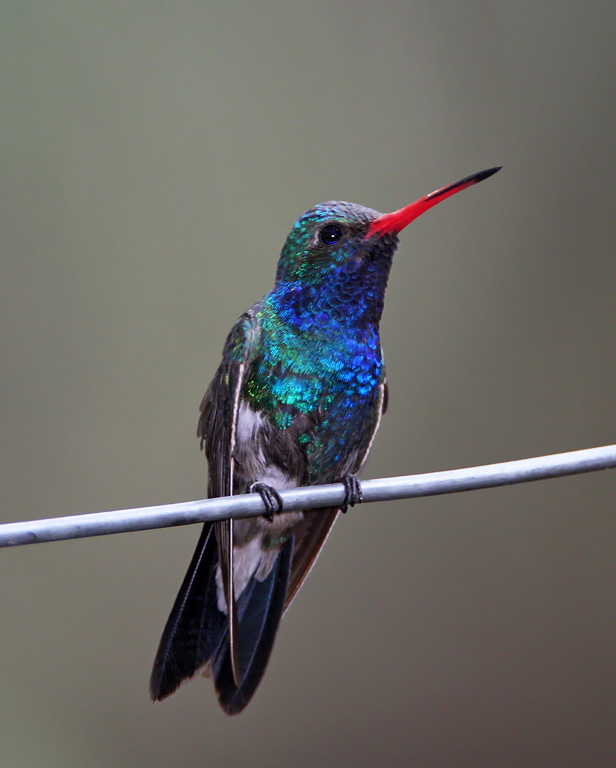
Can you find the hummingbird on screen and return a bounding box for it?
[149,166,500,715]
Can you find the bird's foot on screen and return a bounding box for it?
[339,473,363,513]
[250,482,284,522]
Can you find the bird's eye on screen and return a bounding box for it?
[320,224,342,245]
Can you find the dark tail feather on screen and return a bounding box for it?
[212,535,294,715]
[149,523,223,701]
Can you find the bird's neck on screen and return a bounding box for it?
[267,255,393,334]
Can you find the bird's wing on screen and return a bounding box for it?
[197,309,260,686]
[284,376,389,610]
[149,521,223,701]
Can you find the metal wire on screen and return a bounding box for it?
[1,444,615,548]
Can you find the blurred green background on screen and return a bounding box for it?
[1,1,614,766]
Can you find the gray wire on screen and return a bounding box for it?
[1,443,615,548]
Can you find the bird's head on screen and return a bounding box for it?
[272,167,500,328]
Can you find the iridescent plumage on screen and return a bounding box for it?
[150,168,500,714]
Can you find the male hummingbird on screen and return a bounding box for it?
[149,166,500,715]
